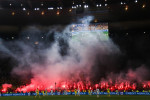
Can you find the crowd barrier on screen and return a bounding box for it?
[0,92,150,96]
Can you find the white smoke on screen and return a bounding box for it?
[0,16,121,87]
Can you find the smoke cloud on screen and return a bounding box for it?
[0,16,150,92]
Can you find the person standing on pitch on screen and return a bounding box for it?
[116,89,119,95]
[42,90,45,96]
[77,88,80,96]
[107,88,110,97]
[45,88,48,96]
[88,89,91,95]
[64,89,67,95]
[51,89,53,96]
[35,88,40,98]
[90,89,93,95]
[74,89,77,96]
[96,88,100,98]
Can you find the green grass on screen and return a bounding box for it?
[0,95,150,100]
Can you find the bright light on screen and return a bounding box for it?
[27,12,30,15]
[34,8,40,11]
[57,7,62,9]
[125,5,128,11]
[35,41,39,45]
[105,4,107,6]
[69,9,72,12]
[48,7,54,10]
[41,11,44,15]
[96,4,102,7]
[60,7,62,9]
[72,6,76,9]
[41,3,43,6]
[27,37,30,39]
[12,12,15,16]
[50,86,53,89]
[9,3,12,6]
[23,8,26,11]
[76,5,78,7]
[62,85,66,88]
[79,5,81,7]
[135,0,138,3]
[72,24,75,27]
[94,19,98,23]
[121,2,123,5]
[142,4,146,8]
[57,11,60,15]
[84,5,88,8]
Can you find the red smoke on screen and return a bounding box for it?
[13,80,150,93]
[1,67,150,93]
[1,84,12,93]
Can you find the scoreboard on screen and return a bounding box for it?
[71,23,109,41]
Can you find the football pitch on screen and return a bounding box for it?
[0,95,150,100]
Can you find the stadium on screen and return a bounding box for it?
[0,0,150,100]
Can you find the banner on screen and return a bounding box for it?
[1,92,150,96]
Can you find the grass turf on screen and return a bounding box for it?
[0,95,150,100]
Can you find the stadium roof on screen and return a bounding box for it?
[0,0,147,9]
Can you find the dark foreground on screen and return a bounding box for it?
[0,95,150,100]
